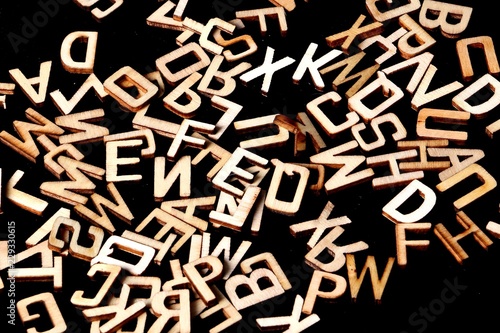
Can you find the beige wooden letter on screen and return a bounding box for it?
[346,254,395,303]
[434,211,493,264]
[183,256,224,306]
[17,292,67,333]
[419,0,472,38]
[416,108,470,143]
[265,159,309,216]
[302,270,346,315]
[9,61,52,107]
[348,71,404,122]
[60,31,98,74]
[396,222,432,267]
[456,36,500,81]
[104,66,159,112]
[90,235,155,275]
[307,91,360,138]
[382,180,436,224]
[305,226,369,272]
[351,112,407,152]
[435,163,496,211]
[156,42,211,85]
[234,115,289,150]
[452,74,500,118]
[398,14,436,59]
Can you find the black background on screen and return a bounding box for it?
[1,0,500,332]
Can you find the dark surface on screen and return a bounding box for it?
[1,0,500,332]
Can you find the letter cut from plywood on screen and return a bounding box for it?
[396,222,432,267]
[310,140,374,194]
[325,15,384,54]
[436,163,496,211]
[198,18,236,55]
[239,252,291,291]
[55,108,109,144]
[411,64,463,110]
[167,119,215,161]
[397,139,450,171]
[104,66,159,112]
[452,74,500,118]
[366,0,421,22]
[434,211,493,264]
[289,201,351,249]
[240,46,295,96]
[9,61,52,107]
[225,268,285,311]
[292,43,342,91]
[9,256,63,291]
[302,270,346,315]
[416,108,470,143]
[319,51,380,98]
[40,156,105,206]
[234,115,289,150]
[212,19,258,62]
[265,159,310,216]
[91,235,155,275]
[198,55,251,97]
[136,207,196,254]
[235,7,288,37]
[212,147,269,198]
[154,155,191,202]
[105,139,143,183]
[427,147,484,181]
[366,150,425,190]
[160,196,216,231]
[60,31,98,74]
[382,52,433,94]
[456,36,500,82]
[419,0,472,38]
[351,112,407,152]
[382,179,436,224]
[156,42,211,85]
[346,254,395,303]
[306,92,360,138]
[348,72,404,122]
[74,182,134,234]
[50,74,108,115]
[209,186,261,231]
[199,233,252,280]
[17,293,67,333]
[398,14,436,59]
[305,226,369,273]
[163,72,202,118]
[6,170,48,216]
[0,107,64,162]
[274,113,327,156]
[146,0,184,30]
[183,256,224,306]
[208,96,243,141]
[48,216,104,261]
[256,294,320,332]
[71,263,121,308]
[149,290,191,333]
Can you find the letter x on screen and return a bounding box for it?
[240,46,295,95]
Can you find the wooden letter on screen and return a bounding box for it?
[398,14,436,59]
[17,293,67,333]
[396,222,432,267]
[60,31,98,74]
[456,36,500,81]
[416,108,470,143]
[55,109,110,144]
[9,61,52,107]
[434,211,493,264]
[302,270,346,315]
[419,0,473,38]
[366,0,421,22]
[452,74,500,118]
